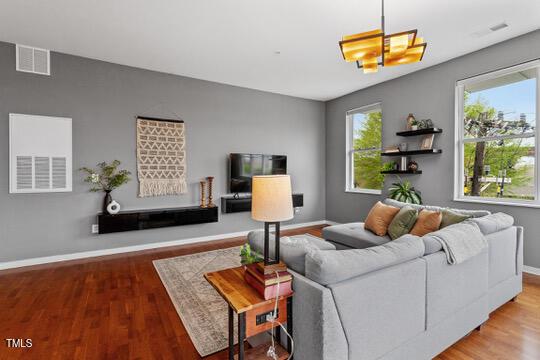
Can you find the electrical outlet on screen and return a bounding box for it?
[91,224,99,234]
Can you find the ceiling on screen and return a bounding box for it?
[0,0,538,101]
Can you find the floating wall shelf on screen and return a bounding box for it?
[381,170,423,175]
[396,128,443,137]
[381,149,442,156]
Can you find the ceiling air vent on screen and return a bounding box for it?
[16,44,50,75]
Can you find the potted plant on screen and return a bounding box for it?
[388,176,422,204]
[80,160,131,213]
[411,119,419,131]
[240,244,263,266]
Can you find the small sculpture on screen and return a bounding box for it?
[206,176,216,207]
[200,180,207,208]
[408,161,418,171]
[406,113,416,130]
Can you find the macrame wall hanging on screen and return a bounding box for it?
[136,116,186,197]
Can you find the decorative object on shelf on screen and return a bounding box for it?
[338,0,427,74]
[406,113,416,130]
[407,161,418,171]
[106,200,121,215]
[411,119,419,131]
[419,134,435,150]
[80,160,131,213]
[239,244,263,266]
[382,161,398,172]
[418,118,434,129]
[206,176,215,207]
[400,156,408,170]
[136,117,186,197]
[388,177,422,204]
[199,180,207,208]
[251,175,294,266]
[399,143,408,152]
[383,145,400,153]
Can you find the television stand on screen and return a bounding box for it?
[221,193,304,214]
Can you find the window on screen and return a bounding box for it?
[346,103,383,194]
[455,60,540,206]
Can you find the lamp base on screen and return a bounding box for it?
[263,221,281,266]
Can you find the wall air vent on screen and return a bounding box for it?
[9,114,72,193]
[471,22,509,38]
[489,22,508,32]
[16,44,50,75]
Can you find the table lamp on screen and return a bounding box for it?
[251,175,294,266]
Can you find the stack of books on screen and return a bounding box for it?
[244,261,293,300]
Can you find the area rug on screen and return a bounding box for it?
[153,246,242,357]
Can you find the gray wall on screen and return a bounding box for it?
[326,30,540,268]
[0,41,326,263]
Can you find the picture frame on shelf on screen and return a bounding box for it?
[419,134,434,150]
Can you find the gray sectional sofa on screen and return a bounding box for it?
[248,200,523,360]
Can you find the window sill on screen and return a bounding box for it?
[453,196,540,209]
[345,188,382,195]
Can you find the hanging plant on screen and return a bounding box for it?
[388,176,422,204]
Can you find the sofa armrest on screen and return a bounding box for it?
[289,270,348,360]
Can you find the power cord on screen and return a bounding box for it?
[266,271,294,360]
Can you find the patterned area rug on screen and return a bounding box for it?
[153,246,242,357]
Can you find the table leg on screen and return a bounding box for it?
[287,297,293,357]
[228,306,234,360]
[238,312,246,360]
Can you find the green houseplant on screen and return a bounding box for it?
[80,160,131,213]
[388,177,422,204]
[239,244,263,266]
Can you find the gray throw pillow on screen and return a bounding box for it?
[387,206,418,240]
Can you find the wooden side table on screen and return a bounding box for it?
[205,266,293,360]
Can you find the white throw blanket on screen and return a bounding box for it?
[429,221,487,265]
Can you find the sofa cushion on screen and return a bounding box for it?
[305,235,424,285]
[322,222,390,249]
[364,201,400,236]
[485,226,518,287]
[469,212,514,235]
[410,210,442,236]
[388,206,418,240]
[247,230,335,275]
[440,209,471,228]
[383,198,491,218]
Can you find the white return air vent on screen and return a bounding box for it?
[16,44,50,75]
[9,114,72,193]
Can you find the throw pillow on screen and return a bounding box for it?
[440,209,471,228]
[388,206,418,240]
[364,201,400,236]
[409,209,442,236]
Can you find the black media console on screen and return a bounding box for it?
[221,193,303,214]
[97,206,218,234]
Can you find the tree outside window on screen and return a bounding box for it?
[347,104,383,193]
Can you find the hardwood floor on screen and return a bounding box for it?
[0,225,538,359]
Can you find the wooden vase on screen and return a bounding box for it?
[206,176,215,207]
[200,181,207,208]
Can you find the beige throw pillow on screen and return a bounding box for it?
[364,201,400,236]
[409,209,442,236]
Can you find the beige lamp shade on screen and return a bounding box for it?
[251,175,294,222]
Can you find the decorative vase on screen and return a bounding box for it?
[206,176,215,207]
[406,113,416,130]
[408,161,418,171]
[107,200,121,215]
[103,190,112,214]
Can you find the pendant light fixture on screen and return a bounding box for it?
[339,0,427,74]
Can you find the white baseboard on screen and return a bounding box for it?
[0,220,332,271]
[523,265,540,276]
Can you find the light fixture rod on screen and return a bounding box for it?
[381,0,385,33]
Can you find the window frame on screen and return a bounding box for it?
[454,59,540,207]
[345,102,383,195]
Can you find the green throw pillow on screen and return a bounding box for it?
[440,209,471,228]
[388,206,418,240]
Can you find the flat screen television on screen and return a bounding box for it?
[229,153,287,193]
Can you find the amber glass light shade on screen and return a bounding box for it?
[383,42,426,67]
[388,34,409,57]
[362,57,379,73]
[340,29,383,62]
